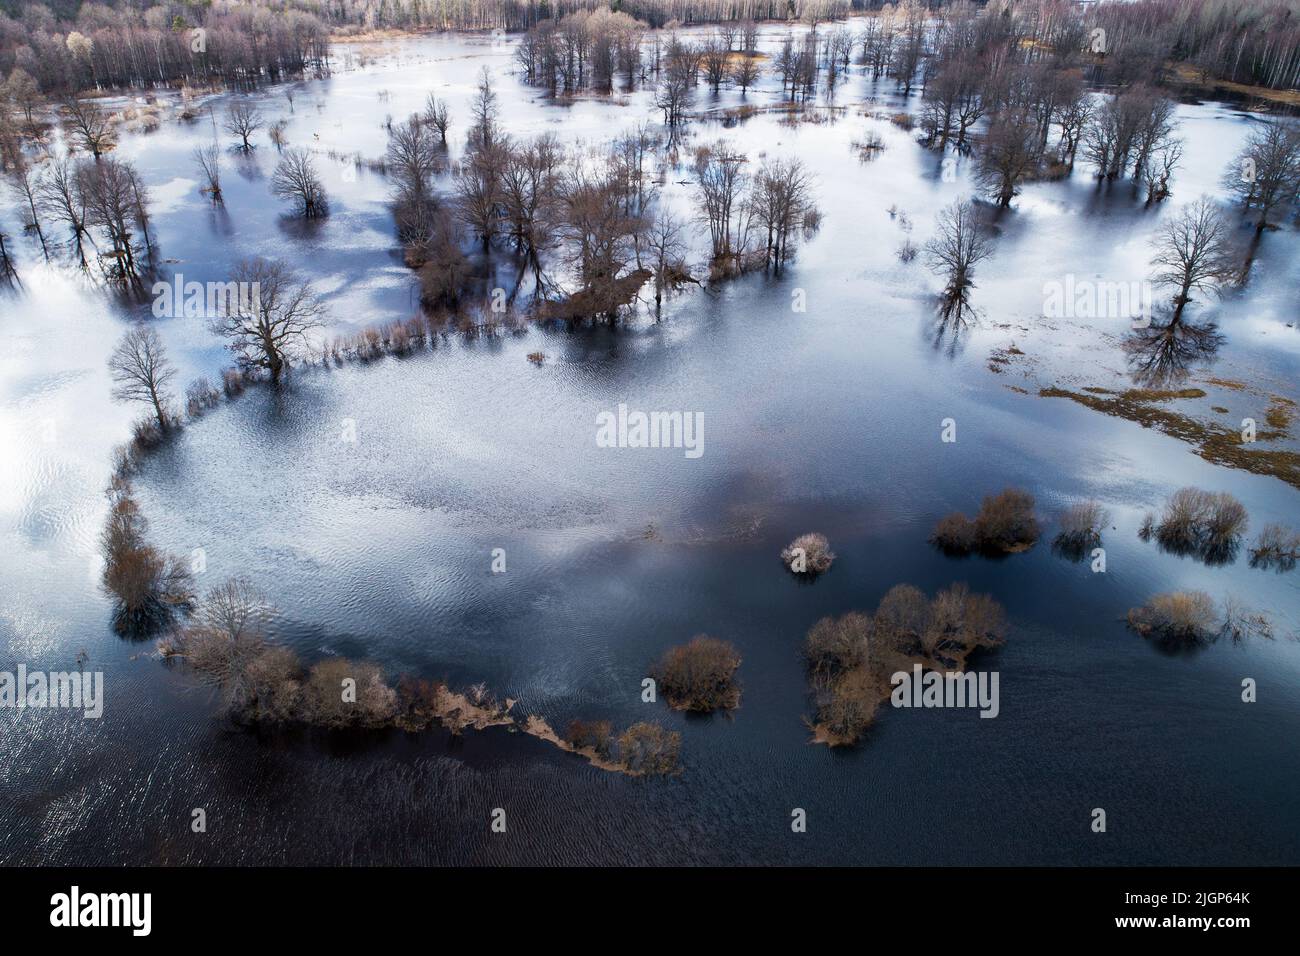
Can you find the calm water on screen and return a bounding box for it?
[2,26,1298,865]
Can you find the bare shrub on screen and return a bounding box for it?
[1153,487,1247,562]
[651,635,742,712]
[973,488,1039,552]
[302,658,398,728]
[1126,591,1218,646]
[811,668,881,743]
[1249,523,1300,571]
[805,611,872,677]
[781,532,834,575]
[100,493,194,636]
[931,488,1039,555]
[1054,500,1109,558]
[930,512,975,553]
[565,718,614,758]
[617,721,681,775]
[185,377,221,418]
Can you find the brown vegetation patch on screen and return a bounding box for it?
[651,635,742,713]
[1040,387,1300,490]
[804,584,1006,747]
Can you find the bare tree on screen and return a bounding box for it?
[750,157,816,274]
[270,148,328,218]
[643,206,690,314]
[1151,197,1236,326]
[1224,119,1300,236]
[730,51,760,94]
[423,94,451,145]
[7,157,48,260]
[80,157,149,286]
[212,258,323,382]
[62,98,115,159]
[700,35,729,93]
[223,100,263,152]
[38,157,93,266]
[924,199,995,324]
[695,141,750,265]
[109,325,176,431]
[976,111,1040,208]
[192,144,223,203]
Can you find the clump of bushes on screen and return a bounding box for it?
[931,487,1039,555]
[1125,591,1273,647]
[565,718,614,758]
[616,721,681,776]
[651,635,742,712]
[1053,500,1109,559]
[1149,487,1248,563]
[1249,523,1299,571]
[185,377,222,418]
[803,583,1007,746]
[781,532,835,576]
[100,487,194,636]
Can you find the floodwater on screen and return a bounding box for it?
[1,25,1298,865]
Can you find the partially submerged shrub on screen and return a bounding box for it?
[301,658,398,728]
[973,488,1039,552]
[565,718,614,758]
[651,635,742,712]
[185,377,221,418]
[1126,591,1219,646]
[781,532,834,576]
[617,721,681,776]
[930,512,976,553]
[100,491,194,636]
[1054,500,1109,558]
[1249,523,1300,571]
[1152,487,1248,562]
[804,611,873,677]
[932,488,1039,555]
[803,584,1006,745]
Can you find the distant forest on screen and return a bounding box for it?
[0,1,1297,95]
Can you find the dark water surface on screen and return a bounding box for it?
[2,27,1298,865]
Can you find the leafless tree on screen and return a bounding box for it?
[976,110,1040,208]
[750,157,816,274]
[223,100,263,152]
[1142,140,1182,205]
[1151,197,1236,326]
[1224,119,1300,236]
[423,94,451,145]
[270,148,328,218]
[7,157,48,260]
[642,206,690,314]
[387,115,442,243]
[80,157,149,286]
[192,144,223,203]
[730,52,760,94]
[696,141,750,265]
[62,98,115,159]
[109,325,176,431]
[924,199,996,324]
[700,35,729,93]
[655,51,692,145]
[212,258,323,382]
[38,157,93,266]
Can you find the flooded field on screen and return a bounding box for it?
[1,24,1298,865]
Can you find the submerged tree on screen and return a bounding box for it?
[924,199,995,325]
[1224,119,1300,237]
[223,100,263,152]
[192,144,223,203]
[212,258,323,383]
[108,325,176,432]
[1150,197,1235,327]
[62,98,115,159]
[270,148,328,218]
